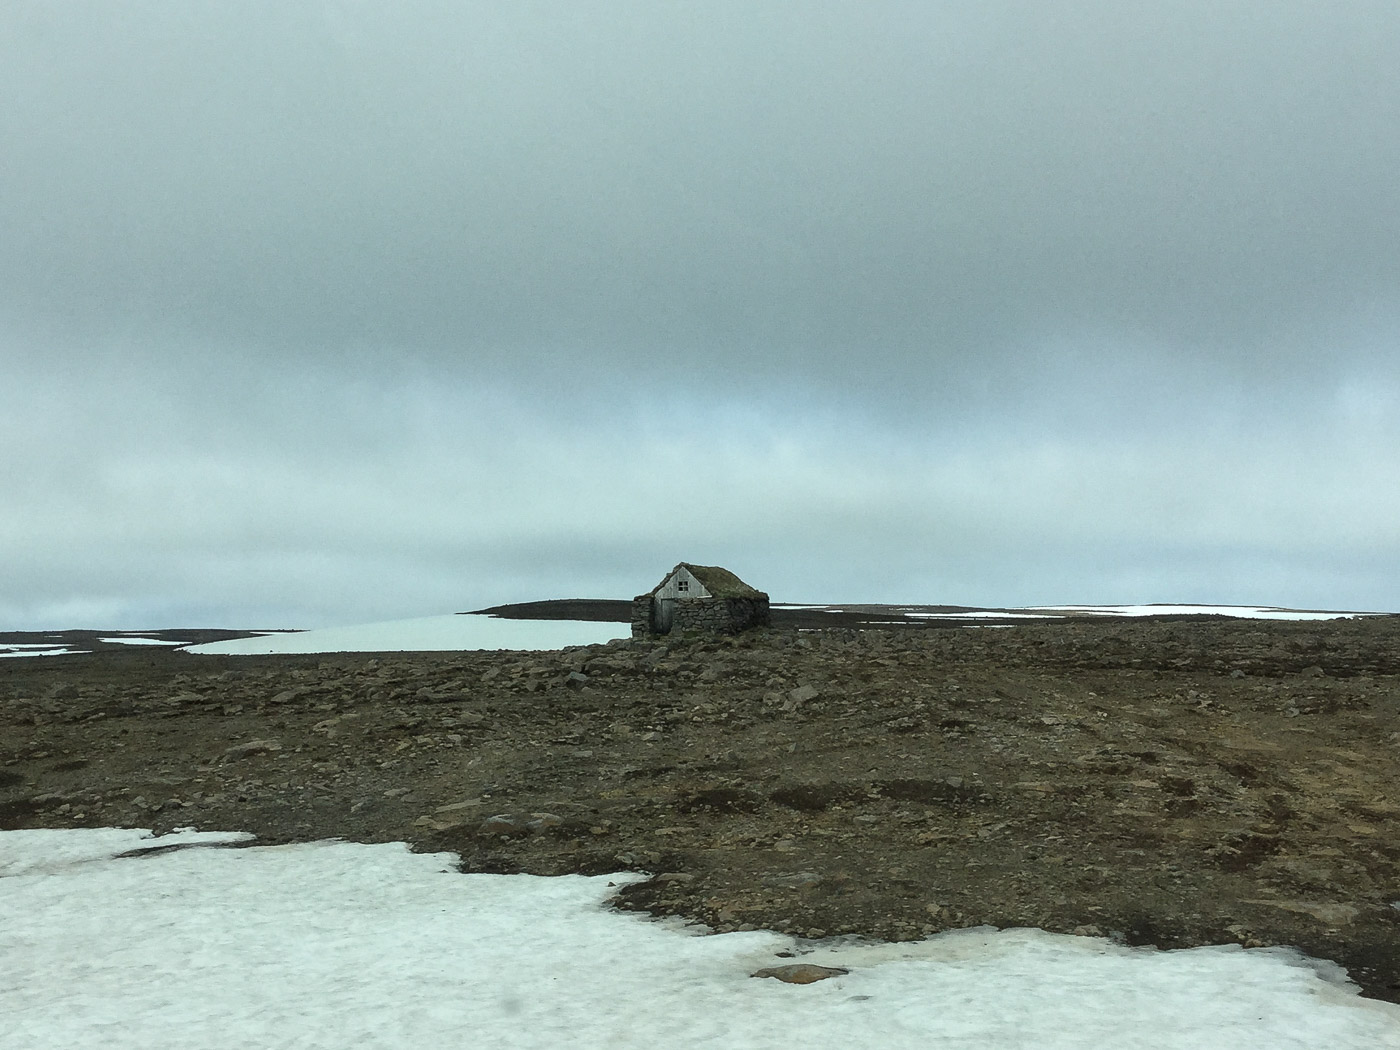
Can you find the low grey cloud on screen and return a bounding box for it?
[3,2,1397,626]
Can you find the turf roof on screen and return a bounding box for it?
[651,563,767,599]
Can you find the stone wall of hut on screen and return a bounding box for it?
[630,595,655,638]
[631,595,769,638]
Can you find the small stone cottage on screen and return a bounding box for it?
[631,563,770,638]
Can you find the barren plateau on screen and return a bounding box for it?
[4,614,1400,1001]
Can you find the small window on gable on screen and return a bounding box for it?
[677,579,689,592]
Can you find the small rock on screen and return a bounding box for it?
[479,813,531,837]
[413,815,466,831]
[767,872,823,890]
[788,684,820,704]
[654,872,696,884]
[223,739,282,759]
[752,964,848,984]
[435,799,481,813]
[565,671,590,690]
[1242,898,1359,925]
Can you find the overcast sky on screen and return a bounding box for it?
[4,1,1398,629]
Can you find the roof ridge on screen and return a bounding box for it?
[649,563,766,599]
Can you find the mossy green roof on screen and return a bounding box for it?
[651,563,767,599]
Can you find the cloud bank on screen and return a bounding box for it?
[3,2,1397,626]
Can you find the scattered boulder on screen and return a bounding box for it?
[752,963,849,984]
[678,786,764,813]
[479,814,531,837]
[1242,899,1359,926]
[223,739,282,759]
[477,812,565,837]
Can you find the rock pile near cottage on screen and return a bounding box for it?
[3,615,1400,1000]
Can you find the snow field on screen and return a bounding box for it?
[184,613,628,655]
[1031,605,1363,620]
[2,829,1399,1050]
[0,648,89,659]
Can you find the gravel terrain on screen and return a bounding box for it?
[4,615,1400,1000]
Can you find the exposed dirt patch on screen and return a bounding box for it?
[4,616,1400,1000]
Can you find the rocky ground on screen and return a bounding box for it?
[4,615,1400,1000]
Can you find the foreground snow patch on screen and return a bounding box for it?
[185,613,627,655]
[3,829,1398,1050]
[0,827,254,877]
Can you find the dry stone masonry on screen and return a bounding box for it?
[632,563,770,638]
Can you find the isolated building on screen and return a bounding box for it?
[631,563,770,638]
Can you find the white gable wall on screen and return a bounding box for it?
[656,566,711,600]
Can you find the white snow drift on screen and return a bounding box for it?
[2,828,1398,1050]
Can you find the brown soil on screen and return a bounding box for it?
[4,616,1400,1000]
